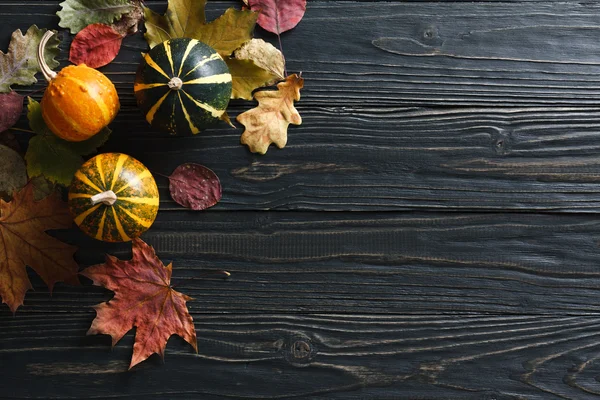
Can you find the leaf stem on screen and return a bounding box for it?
[277,32,288,77]
[9,128,34,134]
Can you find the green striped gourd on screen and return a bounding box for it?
[68,153,159,242]
[134,38,232,135]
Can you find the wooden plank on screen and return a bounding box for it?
[6,3,600,211]
[3,313,600,398]
[5,211,600,316]
[7,1,600,108]
[5,211,600,399]
[102,107,600,212]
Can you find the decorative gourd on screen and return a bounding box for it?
[37,31,120,142]
[134,38,232,135]
[68,153,159,243]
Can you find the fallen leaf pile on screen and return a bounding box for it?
[0,182,79,313]
[82,238,197,369]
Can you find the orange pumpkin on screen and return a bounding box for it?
[37,32,120,142]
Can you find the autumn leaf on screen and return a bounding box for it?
[193,8,257,57]
[234,38,285,80]
[0,91,23,133]
[248,0,306,34]
[82,238,197,369]
[25,98,111,186]
[0,181,79,313]
[168,163,222,210]
[69,24,124,68]
[0,145,27,202]
[0,25,60,93]
[226,58,279,100]
[143,0,207,49]
[144,2,257,57]
[57,0,136,34]
[111,0,144,36]
[238,74,303,154]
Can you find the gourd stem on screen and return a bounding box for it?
[37,31,57,82]
[168,77,183,90]
[90,190,117,206]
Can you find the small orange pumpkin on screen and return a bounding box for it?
[37,31,120,142]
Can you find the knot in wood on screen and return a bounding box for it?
[284,335,315,366]
[291,340,311,360]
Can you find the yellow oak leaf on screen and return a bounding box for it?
[237,74,303,155]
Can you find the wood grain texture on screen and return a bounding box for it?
[3,1,600,399]
[3,212,600,398]
[6,2,600,211]
[4,313,600,399]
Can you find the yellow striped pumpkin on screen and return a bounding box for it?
[68,153,159,242]
[134,38,232,135]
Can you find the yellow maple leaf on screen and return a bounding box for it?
[237,74,304,155]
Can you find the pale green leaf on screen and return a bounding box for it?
[0,25,60,93]
[57,0,135,34]
[25,98,111,186]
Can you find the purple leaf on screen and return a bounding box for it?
[168,163,222,210]
[0,92,24,133]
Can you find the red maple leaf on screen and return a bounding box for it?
[82,238,197,369]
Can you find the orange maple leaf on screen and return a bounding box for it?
[0,181,79,313]
[82,238,197,369]
[238,74,304,154]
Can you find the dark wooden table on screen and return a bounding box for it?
[4,1,600,398]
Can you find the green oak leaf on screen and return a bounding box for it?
[57,0,135,34]
[144,4,257,57]
[0,25,60,93]
[226,58,280,100]
[25,98,111,186]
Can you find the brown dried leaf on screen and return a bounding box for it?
[238,74,303,154]
[82,239,197,369]
[0,181,79,313]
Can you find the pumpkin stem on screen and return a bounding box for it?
[37,31,57,82]
[168,77,183,90]
[90,190,118,206]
